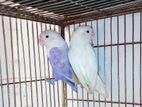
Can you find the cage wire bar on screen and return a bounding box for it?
[0,0,142,107]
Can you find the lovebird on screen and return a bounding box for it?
[68,26,107,97]
[38,30,77,92]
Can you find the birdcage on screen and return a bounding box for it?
[0,0,142,107]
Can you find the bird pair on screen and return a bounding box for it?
[38,26,108,97]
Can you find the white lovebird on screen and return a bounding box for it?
[68,26,107,97]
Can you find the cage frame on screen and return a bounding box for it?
[0,0,142,107]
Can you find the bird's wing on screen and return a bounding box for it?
[68,45,99,93]
[49,47,73,81]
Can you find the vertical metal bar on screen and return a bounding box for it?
[96,19,101,107]
[1,16,11,107]
[79,22,85,107]
[26,20,34,107]
[0,55,4,107]
[60,25,65,40]
[31,21,39,107]
[54,25,61,107]
[53,24,57,107]
[45,24,52,107]
[117,16,120,107]
[55,25,61,107]
[49,24,57,107]
[110,17,113,107]
[60,24,67,107]
[39,22,46,107]
[68,25,74,107]
[40,23,48,107]
[54,24,61,107]
[103,18,106,107]
[15,18,23,107]
[35,22,44,107]
[53,24,56,31]
[73,23,79,107]
[91,20,95,107]
[47,58,53,107]
[9,17,16,107]
[57,81,60,107]
[124,14,127,107]
[140,12,142,107]
[132,13,135,107]
[20,19,28,107]
[63,82,67,107]
[85,21,90,107]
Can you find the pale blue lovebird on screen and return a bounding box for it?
[38,30,77,92]
[68,26,108,97]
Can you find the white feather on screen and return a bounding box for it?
[68,44,98,92]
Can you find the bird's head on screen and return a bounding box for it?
[38,30,64,48]
[72,26,95,47]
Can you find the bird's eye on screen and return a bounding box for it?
[46,35,49,38]
[86,30,89,33]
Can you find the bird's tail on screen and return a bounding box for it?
[53,70,78,92]
[95,76,108,98]
[64,78,78,92]
[59,73,77,92]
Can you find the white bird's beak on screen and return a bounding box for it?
[38,35,44,46]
